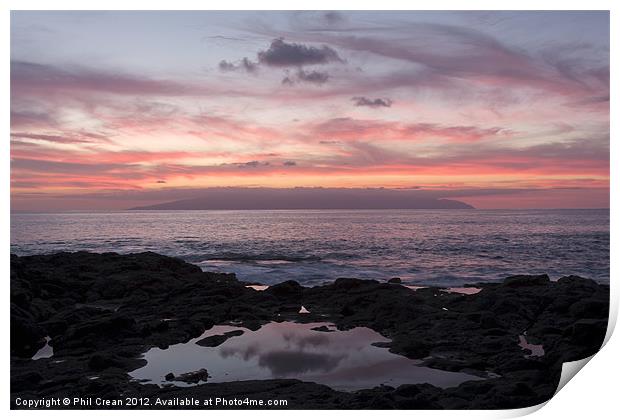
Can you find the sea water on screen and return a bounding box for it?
[11,209,609,286]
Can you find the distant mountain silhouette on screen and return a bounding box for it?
[129,188,474,210]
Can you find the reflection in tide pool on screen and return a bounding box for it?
[130,322,483,391]
[518,334,545,358]
[32,336,53,360]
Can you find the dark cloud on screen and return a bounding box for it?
[218,57,258,73]
[258,350,344,376]
[11,131,111,144]
[218,60,236,71]
[217,38,342,85]
[10,110,57,129]
[230,161,271,168]
[283,160,297,166]
[205,35,248,42]
[258,38,344,67]
[323,11,345,26]
[286,11,370,33]
[241,57,259,73]
[282,69,330,86]
[297,69,329,85]
[352,96,393,108]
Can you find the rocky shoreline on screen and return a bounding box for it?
[11,252,609,409]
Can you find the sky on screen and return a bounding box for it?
[10,11,610,210]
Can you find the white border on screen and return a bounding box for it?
[3,1,616,419]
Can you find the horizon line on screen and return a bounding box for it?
[10,208,611,214]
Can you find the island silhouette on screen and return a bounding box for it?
[130,187,474,210]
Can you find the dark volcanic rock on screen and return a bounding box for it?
[11,303,46,358]
[503,274,550,287]
[10,252,609,410]
[196,330,244,347]
[567,319,607,346]
[88,352,145,372]
[265,280,304,299]
[311,325,332,332]
[171,368,210,384]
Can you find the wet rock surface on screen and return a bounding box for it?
[167,369,210,384]
[11,252,609,409]
[196,330,244,347]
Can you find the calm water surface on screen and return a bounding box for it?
[10,209,609,286]
[129,321,484,391]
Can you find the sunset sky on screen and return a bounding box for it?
[10,11,609,210]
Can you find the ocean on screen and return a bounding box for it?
[10,209,609,287]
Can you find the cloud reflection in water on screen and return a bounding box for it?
[131,321,483,391]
